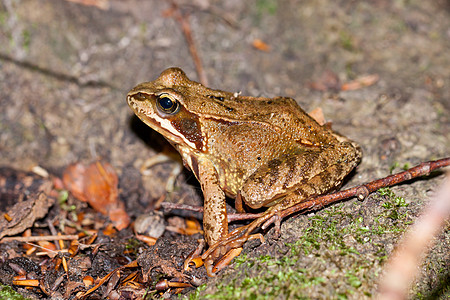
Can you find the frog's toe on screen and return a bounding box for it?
[211,247,243,275]
[203,244,242,276]
[202,232,265,276]
[183,239,205,271]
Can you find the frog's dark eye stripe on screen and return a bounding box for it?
[156,94,179,114]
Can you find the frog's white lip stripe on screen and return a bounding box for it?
[128,97,198,150]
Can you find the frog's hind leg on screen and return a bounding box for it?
[202,161,353,275]
[240,140,361,211]
[203,144,361,275]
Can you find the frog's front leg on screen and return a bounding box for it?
[184,158,230,275]
[189,159,266,275]
[197,159,228,246]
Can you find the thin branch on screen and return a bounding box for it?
[160,202,263,222]
[161,202,204,213]
[267,158,450,228]
[0,234,79,243]
[169,1,208,86]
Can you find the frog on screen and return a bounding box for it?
[127,67,362,276]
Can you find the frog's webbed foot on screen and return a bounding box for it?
[185,208,281,276]
[201,208,282,276]
[183,230,256,276]
[202,227,265,276]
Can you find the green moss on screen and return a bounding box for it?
[0,284,28,300]
[256,0,277,15]
[188,284,206,300]
[389,162,412,174]
[339,31,356,51]
[0,10,6,26]
[22,29,31,51]
[191,188,416,299]
[125,237,142,251]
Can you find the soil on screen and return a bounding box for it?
[0,0,449,299]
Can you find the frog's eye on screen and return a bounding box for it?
[156,94,179,114]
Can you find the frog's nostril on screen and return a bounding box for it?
[132,92,148,101]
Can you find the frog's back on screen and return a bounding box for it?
[216,95,338,148]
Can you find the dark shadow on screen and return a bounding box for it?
[341,167,359,188]
[129,114,170,153]
[128,114,204,205]
[439,0,450,12]
[422,271,450,299]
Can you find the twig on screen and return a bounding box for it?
[228,212,263,222]
[0,234,79,243]
[161,202,263,222]
[168,1,208,86]
[264,157,450,229]
[161,202,204,213]
[79,260,138,298]
[47,219,60,250]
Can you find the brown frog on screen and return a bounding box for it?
[127,68,362,275]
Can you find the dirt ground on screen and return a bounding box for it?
[0,0,449,299]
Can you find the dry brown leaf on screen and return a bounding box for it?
[308,107,326,126]
[65,0,109,10]
[135,234,157,247]
[62,163,88,202]
[308,69,340,91]
[102,223,117,236]
[341,74,379,91]
[0,169,54,239]
[12,279,40,287]
[83,275,94,287]
[63,161,130,230]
